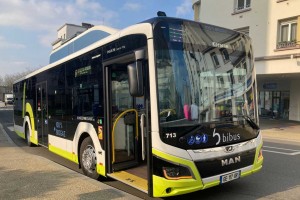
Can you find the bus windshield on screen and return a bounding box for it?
[154,20,257,127]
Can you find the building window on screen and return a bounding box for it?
[277,19,297,49]
[211,52,220,69]
[235,0,251,12]
[217,76,224,87]
[220,49,230,62]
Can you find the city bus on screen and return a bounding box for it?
[13,15,263,197]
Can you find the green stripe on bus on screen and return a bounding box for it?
[15,130,25,139]
[22,82,26,118]
[49,144,79,164]
[152,148,203,197]
[25,103,38,145]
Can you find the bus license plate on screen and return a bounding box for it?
[220,171,240,184]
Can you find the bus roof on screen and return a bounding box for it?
[14,16,246,84]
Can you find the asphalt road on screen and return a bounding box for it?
[1,109,300,200]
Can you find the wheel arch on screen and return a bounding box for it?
[23,115,31,140]
[23,102,38,145]
[77,132,90,168]
[73,122,105,175]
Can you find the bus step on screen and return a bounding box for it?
[107,171,148,193]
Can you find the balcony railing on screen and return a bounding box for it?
[234,4,251,13]
[276,40,297,49]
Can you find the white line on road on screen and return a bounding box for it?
[264,145,300,152]
[263,145,300,156]
[262,150,300,155]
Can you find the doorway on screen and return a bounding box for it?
[106,62,148,193]
[36,82,48,146]
[110,66,139,168]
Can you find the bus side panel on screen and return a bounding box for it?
[13,81,25,130]
[14,75,38,139]
[48,121,106,176]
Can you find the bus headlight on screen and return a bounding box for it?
[163,166,192,180]
[153,156,193,180]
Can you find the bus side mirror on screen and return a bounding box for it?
[128,61,144,97]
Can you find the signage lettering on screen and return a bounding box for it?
[54,122,66,137]
[213,129,241,146]
[221,156,241,166]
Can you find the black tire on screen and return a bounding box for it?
[25,123,33,147]
[80,137,99,179]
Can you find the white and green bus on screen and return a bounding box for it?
[13,15,263,197]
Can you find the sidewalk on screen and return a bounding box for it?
[260,118,300,144]
[0,101,13,110]
[0,123,140,200]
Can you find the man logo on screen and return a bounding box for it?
[221,156,241,167]
[224,145,235,153]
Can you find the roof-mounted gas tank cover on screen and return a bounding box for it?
[157,11,167,17]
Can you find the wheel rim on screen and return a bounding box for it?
[82,145,96,173]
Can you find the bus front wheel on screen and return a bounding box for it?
[25,123,33,147]
[80,137,99,179]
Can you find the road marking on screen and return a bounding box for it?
[263,145,300,156]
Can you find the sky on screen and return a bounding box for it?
[0,0,193,77]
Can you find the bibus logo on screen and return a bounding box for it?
[212,129,240,145]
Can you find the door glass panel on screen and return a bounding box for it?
[36,82,48,146]
[111,71,133,114]
[113,110,136,163]
[111,69,136,164]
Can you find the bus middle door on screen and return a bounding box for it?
[36,81,48,146]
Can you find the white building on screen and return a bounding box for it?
[193,0,300,121]
[52,23,93,50]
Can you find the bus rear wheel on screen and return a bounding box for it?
[80,137,99,179]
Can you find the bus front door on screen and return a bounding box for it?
[36,82,48,146]
[106,64,148,193]
[110,66,139,169]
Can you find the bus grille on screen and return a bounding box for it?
[195,148,256,179]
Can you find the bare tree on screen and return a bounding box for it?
[2,68,36,91]
[0,76,3,86]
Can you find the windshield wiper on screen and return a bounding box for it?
[215,115,259,129]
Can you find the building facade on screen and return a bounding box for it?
[193,0,300,121]
[52,23,93,50]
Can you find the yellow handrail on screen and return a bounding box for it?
[111,109,138,164]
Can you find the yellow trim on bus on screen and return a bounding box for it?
[152,148,203,197]
[15,130,25,139]
[22,82,26,118]
[25,103,38,145]
[49,144,79,164]
[97,163,106,177]
[152,144,264,197]
[241,142,264,178]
